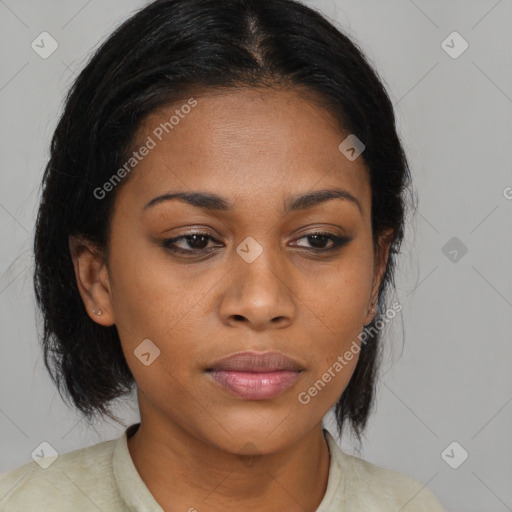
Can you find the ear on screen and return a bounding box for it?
[363,229,394,326]
[68,234,115,326]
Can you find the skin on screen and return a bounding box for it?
[69,87,391,512]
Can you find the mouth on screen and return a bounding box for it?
[205,351,304,400]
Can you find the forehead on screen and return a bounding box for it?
[116,87,371,219]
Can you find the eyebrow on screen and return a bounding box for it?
[143,188,362,215]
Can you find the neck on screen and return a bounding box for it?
[127,405,331,512]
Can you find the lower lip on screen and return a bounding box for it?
[207,370,301,400]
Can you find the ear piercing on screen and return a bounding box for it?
[93,309,103,316]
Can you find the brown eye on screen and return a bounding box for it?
[162,232,221,254]
[292,232,351,252]
[161,231,351,257]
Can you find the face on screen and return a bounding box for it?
[72,87,390,455]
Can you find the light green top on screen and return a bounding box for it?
[0,423,445,511]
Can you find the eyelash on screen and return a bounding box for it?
[161,231,351,256]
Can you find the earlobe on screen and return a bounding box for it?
[363,299,377,327]
[68,235,115,326]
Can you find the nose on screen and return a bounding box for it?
[218,242,296,332]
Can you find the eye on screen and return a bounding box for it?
[292,231,351,253]
[161,232,220,254]
[161,230,351,256]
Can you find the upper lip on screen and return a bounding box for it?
[206,351,304,372]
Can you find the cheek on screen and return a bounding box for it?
[302,245,374,343]
[293,245,373,399]
[108,238,203,339]
[108,245,221,397]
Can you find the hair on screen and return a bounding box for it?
[33,0,413,441]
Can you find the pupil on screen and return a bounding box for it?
[188,235,208,249]
[309,234,327,248]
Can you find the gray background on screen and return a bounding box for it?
[1,1,511,510]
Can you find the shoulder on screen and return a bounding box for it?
[325,432,445,511]
[340,451,444,511]
[0,437,122,511]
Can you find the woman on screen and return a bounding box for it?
[0,0,445,510]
